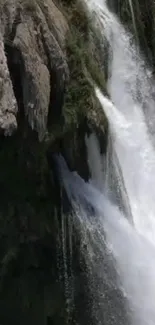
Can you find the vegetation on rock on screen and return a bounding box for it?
[1,0,154,323]
[0,0,107,324]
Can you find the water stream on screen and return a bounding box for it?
[57,1,155,324]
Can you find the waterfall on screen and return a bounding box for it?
[128,0,138,41]
[86,0,155,140]
[56,153,155,325]
[96,89,155,244]
[84,0,155,243]
[55,1,155,325]
[85,132,132,219]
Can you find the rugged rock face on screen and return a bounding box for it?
[0,34,18,134]
[0,0,69,138]
[2,0,154,323]
[0,0,107,324]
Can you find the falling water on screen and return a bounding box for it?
[82,0,155,242]
[91,0,155,322]
[85,133,132,219]
[96,89,155,244]
[56,153,155,325]
[128,0,138,42]
[86,0,155,139]
[56,1,155,324]
[85,133,104,192]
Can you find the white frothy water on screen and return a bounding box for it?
[56,154,155,325]
[89,1,155,323]
[96,89,155,244]
[85,0,155,244]
[56,1,155,324]
[86,133,132,219]
[86,0,155,139]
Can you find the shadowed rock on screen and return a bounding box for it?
[0,35,18,134]
[0,0,69,139]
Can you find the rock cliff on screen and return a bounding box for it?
[0,0,107,324]
[0,0,70,138]
[1,0,155,324]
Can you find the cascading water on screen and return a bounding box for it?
[56,148,155,325]
[56,1,155,325]
[85,133,132,219]
[127,0,137,41]
[96,89,155,244]
[88,0,155,243]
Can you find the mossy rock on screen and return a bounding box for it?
[0,0,109,324]
[62,1,107,130]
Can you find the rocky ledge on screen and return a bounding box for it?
[0,0,69,139]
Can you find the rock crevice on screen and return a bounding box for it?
[0,0,69,139]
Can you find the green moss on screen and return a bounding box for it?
[62,2,106,129]
[63,30,93,126]
[0,0,108,323]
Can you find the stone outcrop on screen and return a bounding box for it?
[0,1,108,324]
[0,34,18,135]
[0,0,69,139]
